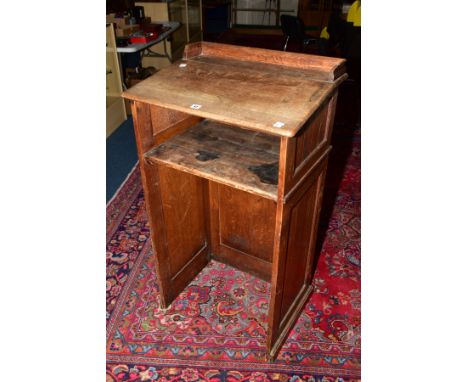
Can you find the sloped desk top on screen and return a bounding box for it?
[122,42,347,137]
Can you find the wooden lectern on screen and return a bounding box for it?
[122,42,347,360]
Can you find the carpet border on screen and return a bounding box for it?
[107,240,152,338]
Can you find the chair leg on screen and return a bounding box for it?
[283,36,289,51]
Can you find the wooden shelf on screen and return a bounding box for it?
[145,120,280,200]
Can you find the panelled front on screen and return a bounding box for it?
[209,183,276,281]
[293,103,328,172]
[283,92,338,197]
[279,178,318,320]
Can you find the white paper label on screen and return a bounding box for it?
[273,121,285,128]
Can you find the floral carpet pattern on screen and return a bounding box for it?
[106,127,361,381]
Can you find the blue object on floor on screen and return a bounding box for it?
[107,117,138,202]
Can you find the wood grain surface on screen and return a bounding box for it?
[145,120,280,200]
[183,41,346,81]
[122,42,347,138]
[210,184,277,281]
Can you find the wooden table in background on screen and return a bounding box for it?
[122,42,347,360]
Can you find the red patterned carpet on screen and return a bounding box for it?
[106,126,361,382]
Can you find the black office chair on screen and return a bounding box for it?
[280,15,316,52]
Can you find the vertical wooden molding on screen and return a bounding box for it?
[208,181,221,256]
[304,160,328,287]
[131,101,155,157]
[202,179,213,259]
[266,136,293,359]
[130,101,173,308]
[142,159,173,308]
[325,92,338,145]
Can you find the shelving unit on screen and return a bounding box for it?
[123,41,346,360]
[106,23,127,137]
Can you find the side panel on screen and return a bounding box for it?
[158,166,209,281]
[143,162,210,307]
[266,91,338,360]
[131,101,209,308]
[284,94,337,195]
[293,102,328,171]
[279,179,318,320]
[267,155,329,358]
